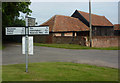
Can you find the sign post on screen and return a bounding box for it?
[5,16,49,73]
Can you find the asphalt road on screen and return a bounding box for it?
[2,44,118,68]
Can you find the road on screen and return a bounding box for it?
[2,44,118,68]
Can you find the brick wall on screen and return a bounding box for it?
[34,34,120,47]
[92,36,120,47]
[52,36,86,46]
[34,33,53,43]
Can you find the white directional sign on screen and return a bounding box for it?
[29,26,49,35]
[6,27,25,35]
[22,36,33,55]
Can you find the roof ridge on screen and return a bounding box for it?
[77,10,104,17]
[55,14,80,20]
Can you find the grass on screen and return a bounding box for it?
[0,46,5,50]
[0,45,2,50]
[2,62,118,81]
[34,43,119,50]
[0,43,5,50]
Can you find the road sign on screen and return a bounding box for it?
[5,15,49,73]
[29,26,49,35]
[22,36,33,55]
[6,27,25,35]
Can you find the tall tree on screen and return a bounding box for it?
[2,2,32,42]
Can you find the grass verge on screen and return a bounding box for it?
[0,43,2,50]
[0,46,2,50]
[34,43,119,50]
[0,46,5,50]
[2,62,118,81]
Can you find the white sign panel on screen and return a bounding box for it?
[28,37,33,55]
[29,26,49,35]
[22,36,33,55]
[22,37,25,55]
[6,27,25,35]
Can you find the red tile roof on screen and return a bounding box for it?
[40,15,89,32]
[77,10,113,26]
[114,24,120,30]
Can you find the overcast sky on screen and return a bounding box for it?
[25,2,118,25]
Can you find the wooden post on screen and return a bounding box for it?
[89,0,92,47]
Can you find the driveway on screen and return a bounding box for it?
[2,44,118,68]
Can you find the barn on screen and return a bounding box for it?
[40,15,89,37]
[34,15,89,44]
[71,10,114,36]
[35,10,115,44]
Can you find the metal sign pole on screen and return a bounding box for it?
[25,15,29,72]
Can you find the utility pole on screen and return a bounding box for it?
[25,15,29,72]
[89,0,92,47]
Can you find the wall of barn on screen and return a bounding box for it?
[92,26,114,36]
[114,30,120,36]
[77,31,89,36]
[92,36,120,47]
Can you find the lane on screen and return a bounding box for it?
[2,44,118,68]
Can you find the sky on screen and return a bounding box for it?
[23,1,119,25]
[30,0,119,2]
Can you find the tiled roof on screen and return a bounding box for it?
[40,15,89,32]
[114,24,120,30]
[77,10,113,26]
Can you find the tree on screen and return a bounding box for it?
[2,2,32,28]
[12,18,25,26]
[2,2,32,42]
